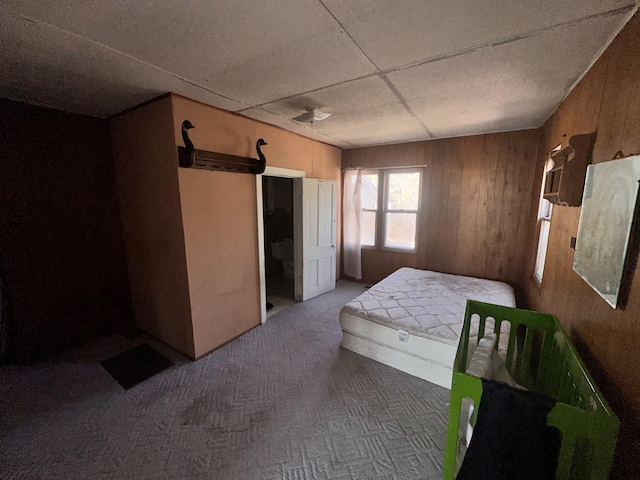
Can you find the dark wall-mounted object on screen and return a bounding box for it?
[543,133,595,206]
[178,120,267,174]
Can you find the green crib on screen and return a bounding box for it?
[443,301,620,480]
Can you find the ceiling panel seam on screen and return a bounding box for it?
[317,0,434,138]
[7,8,250,110]
[382,3,638,75]
[379,75,434,139]
[318,0,382,71]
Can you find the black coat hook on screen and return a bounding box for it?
[181,120,195,166]
[252,139,267,174]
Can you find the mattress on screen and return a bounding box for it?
[339,268,516,388]
[341,268,515,343]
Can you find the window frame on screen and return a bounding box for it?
[533,151,558,285]
[360,167,423,254]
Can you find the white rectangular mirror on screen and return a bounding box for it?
[573,154,640,308]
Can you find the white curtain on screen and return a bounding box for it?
[343,169,362,279]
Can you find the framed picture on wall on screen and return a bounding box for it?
[573,154,640,308]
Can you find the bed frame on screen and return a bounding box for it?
[340,312,457,388]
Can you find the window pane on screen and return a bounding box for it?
[387,172,420,210]
[540,198,553,219]
[385,212,416,250]
[534,219,551,281]
[361,211,376,246]
[361,173,378,210]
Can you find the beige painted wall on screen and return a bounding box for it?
[110,96,195,357]
[170,95,342,358]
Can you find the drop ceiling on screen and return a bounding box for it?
[1,1,637,148]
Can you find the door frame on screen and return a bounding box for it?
[256,166,305,324]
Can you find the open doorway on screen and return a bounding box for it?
[256,168,337,323]
[256,166,305,324]
[262,176,295,318]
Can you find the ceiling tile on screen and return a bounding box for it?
[387,11,629,138]
[258,75,430,147]
[5,0,376,106]
[0,7,248,117]
[323,0,636,70]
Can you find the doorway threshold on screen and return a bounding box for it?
[266,296,296,319]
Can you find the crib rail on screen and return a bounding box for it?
[445,301,620,480]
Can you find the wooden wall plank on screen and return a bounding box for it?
[444,139,465,273]
[485,134,510,281]
[511,131,540,288]
[496,133,520,282]
[434,139,454,273]
[453,136,483,276]
[416,141,433,268]
[472,134,498,280]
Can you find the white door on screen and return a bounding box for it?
[299,178,337,301]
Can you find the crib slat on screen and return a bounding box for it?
[505,326,517,373]
[520,326,536,383]
[494,319,501,343]
[552,354,567,400]
[551,346,564,397]
[547,345,562,396]
[534,330,555,394]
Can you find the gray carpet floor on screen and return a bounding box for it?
[0,280,450,480]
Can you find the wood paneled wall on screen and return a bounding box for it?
[521,13,640,478]
[360,250,417,286]
[342,130,540,291]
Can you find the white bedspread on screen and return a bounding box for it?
[340,268,515,344]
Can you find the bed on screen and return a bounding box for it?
[339,267,516,389]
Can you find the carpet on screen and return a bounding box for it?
[0,280,450,479]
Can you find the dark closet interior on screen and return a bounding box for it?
[262,176,294,306]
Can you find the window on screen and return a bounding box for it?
[533,154,557,283]
[359,172,378,247]
[359,168,422,252]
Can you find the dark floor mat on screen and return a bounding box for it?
[101,343,173,390]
